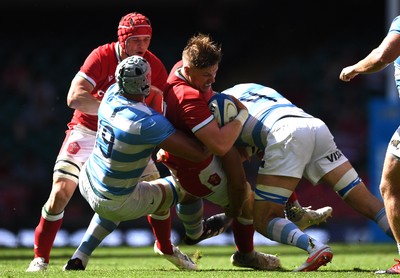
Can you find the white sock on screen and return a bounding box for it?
[72,250,89,268]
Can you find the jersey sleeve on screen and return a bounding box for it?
[179,94,214,134]
[141,113,176,145]
[389,16,400,34]
[78,47,104,88]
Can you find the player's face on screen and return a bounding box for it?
[125,36,151,57]
[186,64,218,93]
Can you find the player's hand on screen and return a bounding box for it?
[156,149,168,162]
[230,95,247,112]
[339,66,359,82]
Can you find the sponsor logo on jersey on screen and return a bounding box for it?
[326,150,343,162]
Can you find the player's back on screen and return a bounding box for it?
[86,84,175,198]
[222,83,311,149]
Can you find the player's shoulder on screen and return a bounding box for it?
[141,107,173,130]
[175,82,202,101]
[92,42,116,53]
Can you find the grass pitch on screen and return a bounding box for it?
[0,243,396,277]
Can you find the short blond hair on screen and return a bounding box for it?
[182,33,222,69]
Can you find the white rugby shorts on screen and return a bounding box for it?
[57,124,97,163]
[56,124,159,181]
[259,117,348,184]
[79,164,170,222]
[387,126,400,159]
[170,155,230,207]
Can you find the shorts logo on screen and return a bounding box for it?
[208,173,221,186]
[326,150,343,162]
[67,142,81,154]
[391,139,400,150]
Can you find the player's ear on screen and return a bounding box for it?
[182,65,190,75]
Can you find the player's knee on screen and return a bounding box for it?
[49,178,78,206]
[253,184,291,229]
[379,180,397,199]
[379,182,388,198]
[253,201,285,234]
[253,209,277,233]
[158,176,181,208]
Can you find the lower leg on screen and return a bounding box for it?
[175,199,204,240]
[33,207,64,262]
[148,213,173,254]
[70,214,119,267]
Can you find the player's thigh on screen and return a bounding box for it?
[54,127,96,183]
[380,127,400,195]
[304,118,349,184]
[380,153,400,196]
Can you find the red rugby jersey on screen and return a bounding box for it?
[68,42,167,131]
[162,60,215,196]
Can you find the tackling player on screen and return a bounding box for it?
[221,83,394,271]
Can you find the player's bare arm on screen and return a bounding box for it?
[340,33,400,81]
[158,130,210,163]
[195,107,248,156]
[220,147,250,218]
[67,75,101,115]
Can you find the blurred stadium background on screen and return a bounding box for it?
[0,0,399,247]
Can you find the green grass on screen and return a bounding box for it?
[0,243,397,277]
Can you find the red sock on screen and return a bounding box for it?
[232,218,254,254]
[147,215,173,255]
[288,192,298,203]
[33,216,63,263]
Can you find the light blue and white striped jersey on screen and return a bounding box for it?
[86,83,175,199]
[389,15,400,94]
[221,83,312,150]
